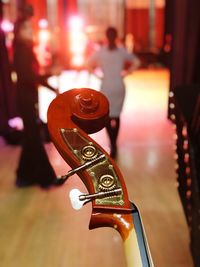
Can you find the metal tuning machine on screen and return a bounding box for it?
[69,188,122,210]
[56,153,106,184]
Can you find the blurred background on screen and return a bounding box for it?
[0,1,199,267]
[0,0,168,69]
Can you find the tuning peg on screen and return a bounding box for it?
[69,189,86,210]
[69,188,122,210]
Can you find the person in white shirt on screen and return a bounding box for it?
[87,27,140,158]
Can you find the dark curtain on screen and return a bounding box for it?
[0,2,15,134]
[165,1,200,266]
[169,0,200,90]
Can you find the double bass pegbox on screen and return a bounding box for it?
[59,127,124,207]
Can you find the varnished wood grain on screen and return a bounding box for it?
[0,69,194,267]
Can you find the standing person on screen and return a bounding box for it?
[87,27,141,158]
[13,18,58,188]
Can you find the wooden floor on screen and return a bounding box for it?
[0,69,194,267]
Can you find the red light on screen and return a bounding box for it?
[38,29,50,43]
[38,19,48,29]
[71,55,84,67]
[36,29,51,67]
[69,16,84,30]
[1,20,14,32]
[68,15,87,68]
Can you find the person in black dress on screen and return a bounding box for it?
[13,18,58,188]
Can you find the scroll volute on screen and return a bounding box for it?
[47,88,132,234]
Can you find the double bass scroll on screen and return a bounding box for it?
[47,88,154,267]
